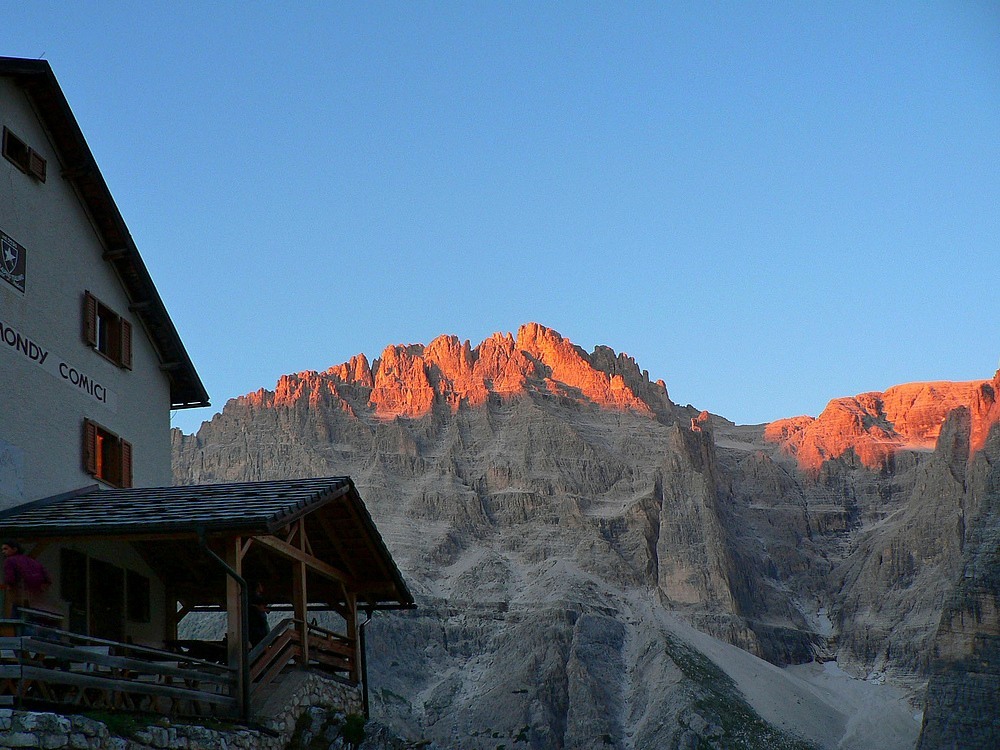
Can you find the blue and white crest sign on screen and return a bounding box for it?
[0,230,25,294]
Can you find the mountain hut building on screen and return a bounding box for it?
[0,56,412,722]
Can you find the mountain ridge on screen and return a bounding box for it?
[241,323,676,423]
[765,375,1000,475]
[219,322,998,478]
[173,322,999,749]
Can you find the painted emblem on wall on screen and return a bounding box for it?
[0,230,26,294]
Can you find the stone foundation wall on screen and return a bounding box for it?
[257,671,365,739]
[0,671,364,750]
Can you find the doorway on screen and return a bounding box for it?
[88,558,124,641]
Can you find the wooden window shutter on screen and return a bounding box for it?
[28,150,46,182]
[120,439,133,488]
[121,318,133,370]
[83,419,98,475]
[83,291,97,346]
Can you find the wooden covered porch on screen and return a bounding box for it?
[0,477,414,721]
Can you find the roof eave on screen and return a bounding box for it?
[0,57,209,409]
[340,478,416,606]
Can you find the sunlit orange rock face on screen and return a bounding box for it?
[764,372,1000,474]
[243,323,669,421]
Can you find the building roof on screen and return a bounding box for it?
[0,57,209,408]
[0,477,414,609]
[0,477,350,536]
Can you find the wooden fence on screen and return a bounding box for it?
[0,620,238,718]
[0,615,359,720]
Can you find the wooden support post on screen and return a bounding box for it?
[164,587,178,642]
[224,537,244,693]
[292,521,309,666]
[346,592,360,684]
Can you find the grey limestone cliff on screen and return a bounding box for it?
[171,331,996,748]
[916,423,1000,749]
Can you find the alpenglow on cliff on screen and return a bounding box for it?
[174,324,1000,750]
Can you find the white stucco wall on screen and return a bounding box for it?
[0,75,190,647]
[0,77,173,507]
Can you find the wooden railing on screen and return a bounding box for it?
[248,618,357,701]
[0,616,357,720]
[303,620,357,678]
[0,620,238,718]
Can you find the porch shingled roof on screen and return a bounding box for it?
[0,477,414,608]
[0,477,350,535]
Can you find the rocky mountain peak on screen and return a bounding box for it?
[326,353,373,386]
[173,333,1000,749]
[764,371,1000,475]
[240,324,674,422]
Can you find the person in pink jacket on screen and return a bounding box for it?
[2,540,51,613]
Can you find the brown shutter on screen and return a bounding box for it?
[28,150,46,182]
[83,419,97,475]
[120,439,133,488]
[83,292,97,346]
[121,318,133,369]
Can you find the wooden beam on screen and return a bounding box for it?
[293,522,309,666]
[301,521,313,557]
[346,592,360,683]
[165,586,178,642]
[329,492,401,595]
[313,510,362,581]
[17,533,202,544]
[223,537,244,700]
[353,526,396,584]
[250,535,356,589]
[325,600,350,619]
[292,561,308,666]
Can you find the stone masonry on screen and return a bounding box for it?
[0,670,363,750]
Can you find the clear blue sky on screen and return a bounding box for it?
[7,2,999,433]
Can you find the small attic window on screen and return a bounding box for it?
[2,128,29,171]
[3,127,46,182]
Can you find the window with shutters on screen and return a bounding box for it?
[83,418,133,488]
[2,126,46,181]
[83,291,132,369]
